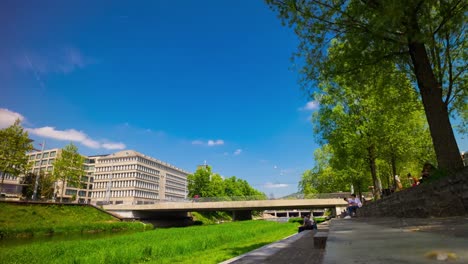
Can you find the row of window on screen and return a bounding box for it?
[91,190,159,199]
[98,157,138,163]
[33,167,53,173]
[32,159,54,166]
[94,172,160,183]
[166,175,186,185]
[95,165,161,175]
[29,151,57,160]
[92,180,159,191]
[165,187,186,196]
[165,180,185,189]
[165,195,186,201]
[65,189,89,197]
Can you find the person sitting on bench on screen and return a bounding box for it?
[298,214,316,232]
[346,194,362,217]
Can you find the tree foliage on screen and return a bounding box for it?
[266,0,467,171]
[187,166,265,199]
[0,120,34,193]
[299,60,435,197]
[52,143,85,202]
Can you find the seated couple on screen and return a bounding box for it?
[298,214,317,233]
[344,194,362,218]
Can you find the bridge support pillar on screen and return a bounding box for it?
[233,210,252,221]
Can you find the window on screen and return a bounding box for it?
[65,189,77,195]
[30,155,35,160]
[41,160,47,166]
[36,154,42,159]
[43,152,49,158]
[50,151,56,157]
[35,161,40,166]
[47,166,53,171]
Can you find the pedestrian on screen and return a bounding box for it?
[346,194,362,217]
[298,214,315,232]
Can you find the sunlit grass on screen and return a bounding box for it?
[0,203,148,238]
[0,220,297,264]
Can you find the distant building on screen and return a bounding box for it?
[92,150,189,205]
[3,149,189,204]
[26,148,95,203]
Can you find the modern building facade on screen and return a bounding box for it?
[26,148,95,203]
[91,150,189,205]
[19,149,189,204]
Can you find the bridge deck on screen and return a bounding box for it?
[104,199,347,212]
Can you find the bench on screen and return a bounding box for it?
[313,231,328,249]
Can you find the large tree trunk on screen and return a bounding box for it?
[0,171,5,194]
[60,179,65,203]
[367,145,381,198]
[390,153,397,189]
[407,17,463,172]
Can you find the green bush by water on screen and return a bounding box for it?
[0,220,297,264]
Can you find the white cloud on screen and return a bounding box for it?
[264,182,289,188]
[192,139,225,146]
[299,100,320,111]
[233,149,242,155]
[208,139,224,146]
[0,108,25,128]
[26,126,125,150]
[102,142,127,150]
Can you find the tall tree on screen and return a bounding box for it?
[187,166,266,199]
[266,0,467,171]
[187,166,212,198]
[52,143,85,202]
[311,59,433,197]
[0,120,33,193]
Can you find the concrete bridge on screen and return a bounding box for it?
[103,198,348,221]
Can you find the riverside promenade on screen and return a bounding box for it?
[223,216,468,264]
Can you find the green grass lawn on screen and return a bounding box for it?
[0,202,148,238]
[0,220,297,264]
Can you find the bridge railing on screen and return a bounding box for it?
[159,193,364,203]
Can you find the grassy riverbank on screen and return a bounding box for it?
[0,220,297,264]
[0,202,149,238]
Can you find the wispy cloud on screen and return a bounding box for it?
[26,126,126,150]
[102,142,127,150]
[192,139,225,146]
[264,182,289,188]
[16,47,95,75]
[0,108,25,129]
[299,100,320,111]
[0,108,125,150]
[233,149,242,155]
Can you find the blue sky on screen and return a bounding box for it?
[1,1,466,197]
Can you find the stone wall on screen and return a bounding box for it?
[358,167,468,217]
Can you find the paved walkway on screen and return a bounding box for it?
[222,216,468,264]
[221,222,328,264]
[323,217,468,264]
